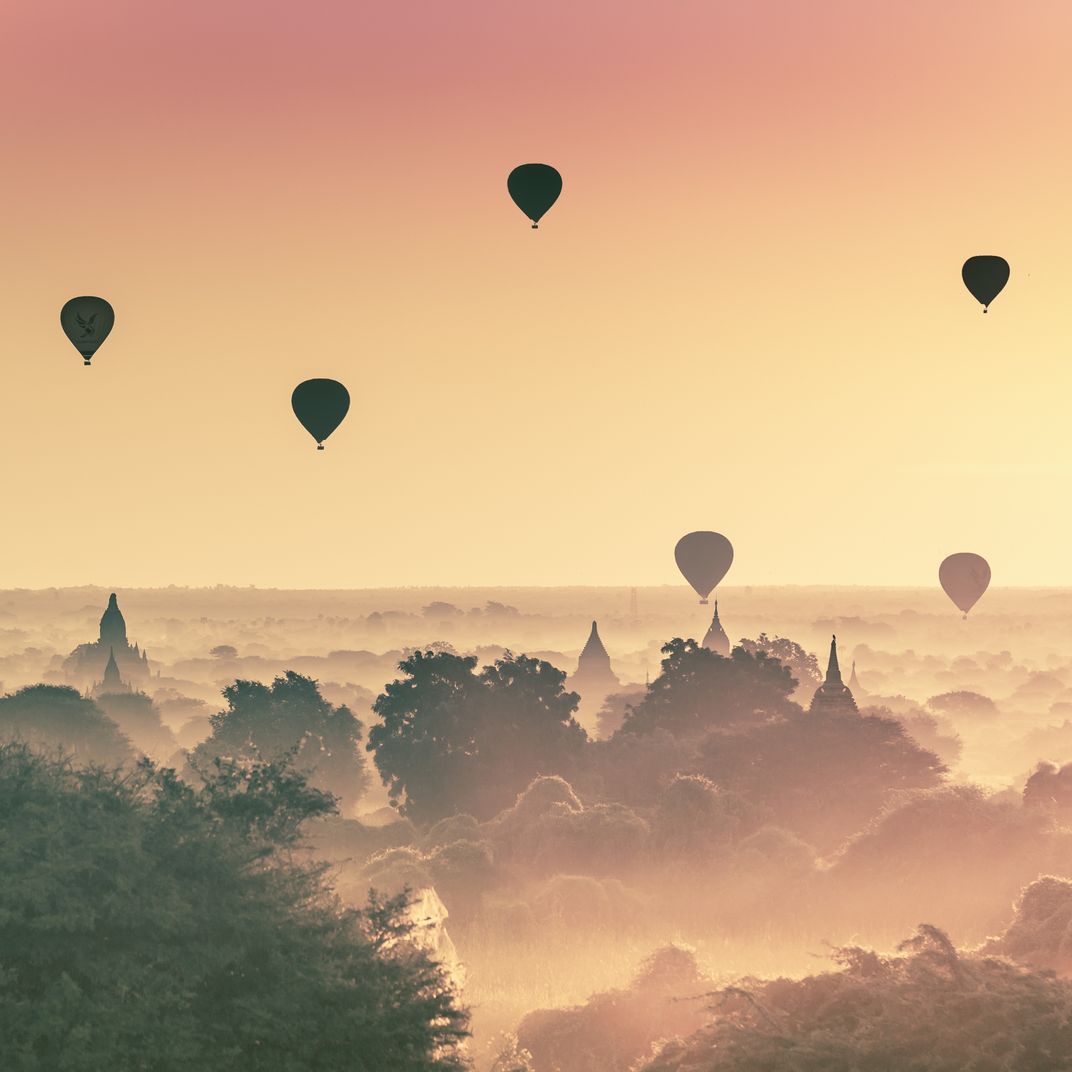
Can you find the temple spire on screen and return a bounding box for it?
[702,600,730,655]
[826,634,843,685]
[102,646,124,690]
[580,621,610,660]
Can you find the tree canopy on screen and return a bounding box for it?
[0,743,468,1071]
[620,639,799,737]
[194,671,369,811]
[369,650,588,823]
[643,925,1072,1071]
[0,684,133,766]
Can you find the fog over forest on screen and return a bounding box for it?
[5,583,1072,1069]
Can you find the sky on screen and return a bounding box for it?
[4,0,1072,589]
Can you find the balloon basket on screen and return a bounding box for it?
[83,360,91,366]
[531,223,538,229]
[699,599,709,605]
[317,444,325,451]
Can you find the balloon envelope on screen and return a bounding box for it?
[507,164,562,228]
[60,296,115,365]
[961,256,1009,312]
[939,552,991,615]
[675,531,734,604]
[292,379,350,449]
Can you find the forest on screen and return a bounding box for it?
[3,586,1072,1069]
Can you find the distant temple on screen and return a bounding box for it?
[848,659,863,696]
[567,621,621,704]
[809,635,858,716]
[701,601,730,655]
[64,593,150,688]
[93,647,131,697]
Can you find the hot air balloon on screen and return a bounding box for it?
[939,552,991,618]
[962,256,1009,313]
[292,379,350,450]
[674,531,734,604]
[60,296,114,366]
[507,164,562,229]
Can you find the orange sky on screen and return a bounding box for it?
[3,1,1072,588]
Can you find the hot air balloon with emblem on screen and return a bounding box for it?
[292,379,350,450]
[939,552,991,618]
[60,296,115,366]
[507,164,562,229]
[674,531,734,604]
[962,256,1009,313]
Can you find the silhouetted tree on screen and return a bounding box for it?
[643,925,1072,1071]
[209,643,238,659]
[738,633,822,693]
[195,671,370,812]
[422,602,463,619]
[927,690,999,719]
[508,946,712,1072]
[620,639,798,737]
[698,708,945,850]
[0,743,468,1070]
[369,650,587,822]
[0,684,133,766]
[1024,761,1072,814]
[95,690,177,760]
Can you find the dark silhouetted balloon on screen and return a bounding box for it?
[675,531,734,604]
[939,552,991,617]
[60,296,115,366]
[962,256,1010,313]
[292,379,350,450]
[507,164,562,229]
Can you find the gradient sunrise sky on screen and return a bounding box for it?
[3,1,1071,588]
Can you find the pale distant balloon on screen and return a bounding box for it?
[939,553,991,618]
[674,532,734,604]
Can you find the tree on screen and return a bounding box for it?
[697,708,945,850]
[422,602,463,619]
[0,743,468,1071]
[0,684,133,766]
[737,633,821,694]
[369,650,588,822]
[620,639,798,738]
[643,925,1072,1071]
[194,671,370,812]
[95,690,177,760]
[209,644,238,659]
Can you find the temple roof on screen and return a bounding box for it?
[102,647,124,688]
[99,592,127,646]
[825,634,843,685]
[702,600,730,654]
[809,635,858,715]
[580,621,609,660]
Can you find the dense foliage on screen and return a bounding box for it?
[195,671,370,810]
[643,925,1072,1071]
[0,744,468,1071]
[370,650,587,822]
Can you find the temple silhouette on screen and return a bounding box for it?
[92,647,132,698]
[64,593,150,688]
[701,601,730,655]
[808,635,858,716]
[567,621,621,707]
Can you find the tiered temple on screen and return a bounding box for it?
[701,601,730,655]
[808,635,859,716]
[567,621,621,706]
[64,593,150,688]
[93,647,131,697]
